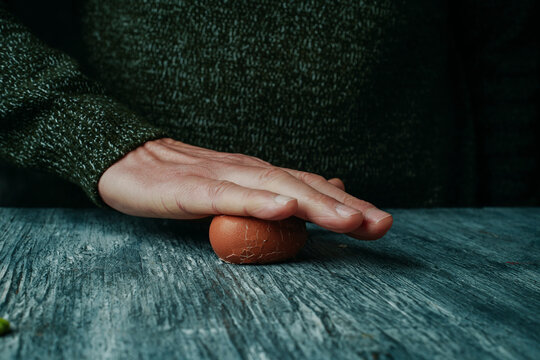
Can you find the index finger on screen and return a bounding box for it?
[278,168,393,240]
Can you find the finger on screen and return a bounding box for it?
[156,175,298,220]
[279,168,393,240]
[217,166,364,233]
[346,213,394,240]
[328,177,345,191]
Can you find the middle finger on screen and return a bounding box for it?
[278,167,393,238]
[215,165,364,233]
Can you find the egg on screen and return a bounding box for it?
[209,215,308,264]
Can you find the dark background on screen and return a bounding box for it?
[1,0,538,208]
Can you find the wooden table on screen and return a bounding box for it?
[1,208,539,359]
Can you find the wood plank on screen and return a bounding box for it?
[0,208,539,359]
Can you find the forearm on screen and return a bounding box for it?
[0,4,168,206]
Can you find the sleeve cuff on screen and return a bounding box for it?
[3,94,170,208]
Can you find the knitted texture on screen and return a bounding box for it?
[1,0,538,207]
[79,0,459,207]
[0,5,169,207]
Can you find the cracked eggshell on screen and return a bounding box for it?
[209,215,308,264]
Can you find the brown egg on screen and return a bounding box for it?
[209,215,308,264]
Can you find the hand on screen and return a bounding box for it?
[98,138,393,240]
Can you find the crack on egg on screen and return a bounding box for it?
[213,216,307,264]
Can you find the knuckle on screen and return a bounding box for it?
[208,180,236,213]
[306,191,333,205]
[341,194,358,205]
[221,153,245,163]
[343,196,373,210]
[361,201,375,210]
[297,171,326,185]
[247,155,272,166]
[257,167,290,185]
[223,153,270,167]
[210,180,235,199]
[240,189,258,215]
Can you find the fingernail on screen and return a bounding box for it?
[274,195,295,205]
[365,208,392,223]
[335,204,361,217]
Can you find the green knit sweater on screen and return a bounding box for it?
[1,0,538,208]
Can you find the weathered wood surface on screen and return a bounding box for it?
[0,207,539,359]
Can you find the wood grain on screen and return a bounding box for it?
[1,208,539,359]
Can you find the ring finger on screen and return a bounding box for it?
[279,168,393,240]
[216,165,365,233]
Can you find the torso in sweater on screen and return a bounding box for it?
[4,0,484,207]
[77,0,470,207]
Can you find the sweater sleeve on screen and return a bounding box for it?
[0,5,169,207]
